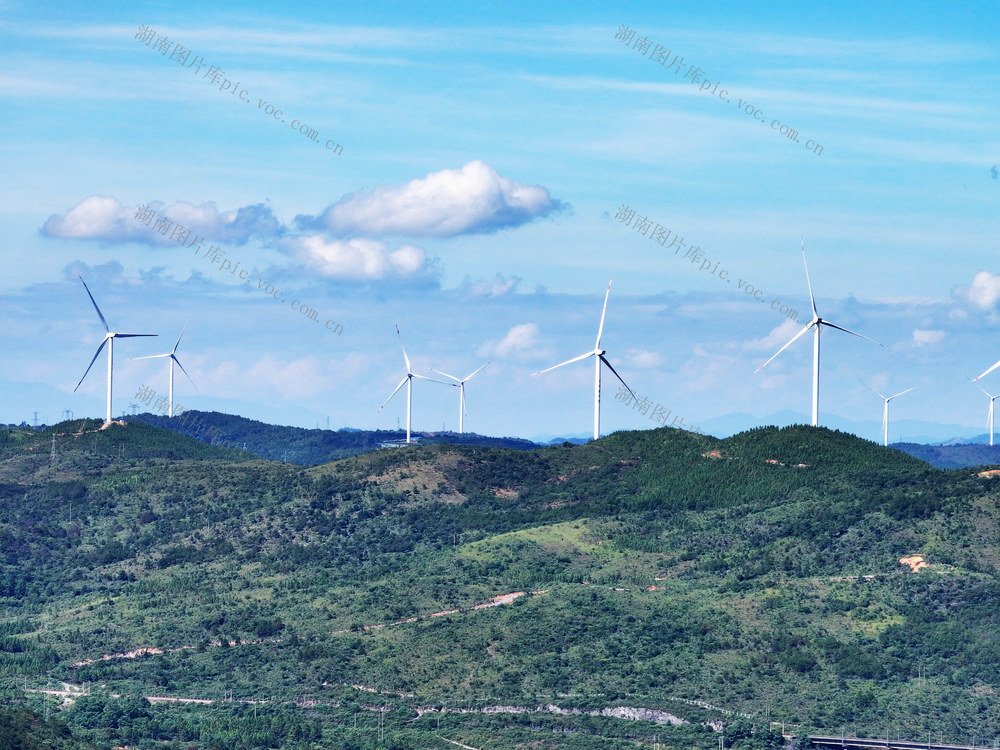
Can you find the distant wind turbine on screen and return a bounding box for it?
[532,279,635,441]
[430,361,492,434]
[74,277,157,424]
[755,243,883,427]
[861,381,915,447]
[131,322,197,417]
[976,385,999,446]
[377,326,450,444]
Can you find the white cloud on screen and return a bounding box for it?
[743,318,806,354]
[296,160,565,238]
[959,271,1000,311]
[626,349,662,368]
[42,196,283,246]
[279,235,437,282]
[478,323,540,358]
[461,274,522,297]
[912,329,946,346]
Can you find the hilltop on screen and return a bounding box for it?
[128,410,541,464]
[0,420,998,749]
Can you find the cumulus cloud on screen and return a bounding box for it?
[957,271,1000,311]
[295,160,565,237]
[478,323,540,358]
[42,196,284,246]
[279,235,439,282]
[461,273,521,297]
[912,329,946,346]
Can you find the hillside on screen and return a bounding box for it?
[1,420,998,749]
[128,410,541,464]
[893,441,1000,469]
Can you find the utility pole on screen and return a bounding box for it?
[51,434,56,463]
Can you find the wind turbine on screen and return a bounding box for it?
[861,381,915,447]
[131,322,197,417]
[976,385,999,446]
[755,243,883,427]
[533,279,635,441]
[430,361,492,434]
[377,326,450,444]
[74,277,157,424]
[972,357,1000,383]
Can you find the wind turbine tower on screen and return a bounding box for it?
[977,385,999,446]
[861,382,915,447]
[533,279,635,441]
[430,361,492,434]
[377,326,450,444]
[131,323,197,417]
[74,277,157,424]
[755,243,883,427]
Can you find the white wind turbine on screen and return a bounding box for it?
[755,243,883,427]
[972,357,1000,383]
[976,385,999,446]
[377,326,450,444]
[131,322,197,417]
[861,381,915,447]
[74,277,157,424]
[533,279,635,441]
[430,361,492,434]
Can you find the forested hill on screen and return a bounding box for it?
[1,420,998,749]
[893,440,1000,469]
[129,410,541,464]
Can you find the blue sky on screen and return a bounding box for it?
[1,0,998,443]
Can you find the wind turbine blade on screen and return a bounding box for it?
[463,360,493,382]
[976,384,995,399]
[801,241,818,319]
[532,351,593,376]
[972,358,1000,382]
[858,379,887,400]
[819,320,883,348]
[887,387,916,401]
[411,373,453,386]
[594,279,613,349]
[754,322,814,374]
[378,377,409,412]
[130,353,171,360]
[429,368,461,383]
[113,333,158,338]
[74,338,108,392]
[79,277,110,333]
[599,355,635,402]
[172,321,189,354]
[395,325,411,373]
[174,356,199,392]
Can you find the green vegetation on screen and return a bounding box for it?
[130,410,540,464]
[1,419,998,748]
